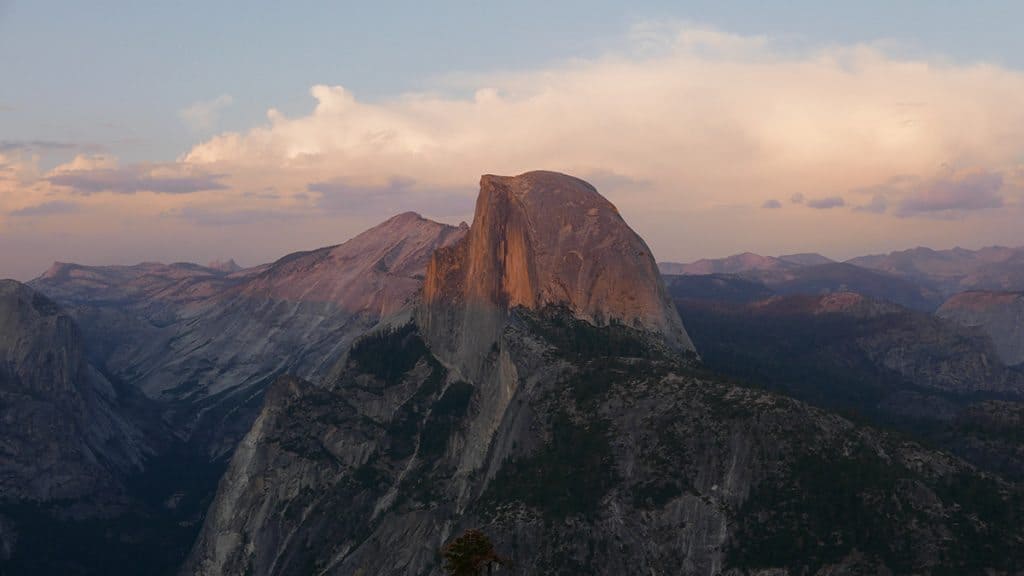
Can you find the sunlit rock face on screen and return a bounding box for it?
[421,170,693,375]
[186,173,1024,576]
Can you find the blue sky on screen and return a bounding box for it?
[4,1,1022,164]
[1,2,1023,279]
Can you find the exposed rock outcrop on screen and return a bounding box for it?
[420,171,693,376]
[938,291,1024,367]
[673,291,1024,480]
[31,213,466,458]
[0,281,180,574]
[206,259,242,273]
[187,310,1024,576]
[187,173,1024,576]
[0,280,145,503]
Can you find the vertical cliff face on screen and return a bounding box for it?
[420,171,693,375]
[0,280,145,503]
[187,171,1024,576]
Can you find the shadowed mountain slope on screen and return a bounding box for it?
[187,173,1024,576]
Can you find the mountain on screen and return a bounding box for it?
[658,252,797,276]
[420,171,694,371]
[187,172,1024,576]
[0,280,145,503]
[658,252,834,276]
[12,214,465,573]
[31,212,466,459]
[34,260,255,316]
[673,291,1024,479]
[661,262,939,312]
[849,245,1024,297]
[658,251,939,310]
[663,273,775,304]
[777,252,834,266]
[206,259,242,273]
[938,291,1024,367]
[769,262,941,311]
[0,281,189,574]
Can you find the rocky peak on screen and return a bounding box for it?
[422,171,693,352]
[39,261,75,281]
[778,252,835,266]
[239,211,466,309]
[206,258,242,273]
[659,252,795,276]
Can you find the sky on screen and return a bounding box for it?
[2,1,1024,280]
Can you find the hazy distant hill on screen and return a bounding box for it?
[938,290,1024,367]
[664,273,776,304]
[849,245,1024,297]
[660,254,941,311]
[658,252,799,276]
[30,213,467,459]
[778,252,835,266]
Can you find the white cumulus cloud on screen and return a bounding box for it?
[179,94,234,132]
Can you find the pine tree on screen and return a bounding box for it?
[441,529,509,575]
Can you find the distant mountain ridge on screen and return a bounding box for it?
[849,245,1024,297]
[29,212,467,458]
[6,176,1024,575]
[659,245,1024,310]
[658,251,802,276]
[662,258,941,311]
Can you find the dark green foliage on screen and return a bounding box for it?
[483,413,618,520]
[349,322,429,385]
[419,381,474,459]
[728,447,1024,575]
[675,300,899,414]
[933,473,1024,572]
[771,262,939,311]
[386,360,444,460]
[349,323,449,460]
[674,297,1024,483]
[351,458,389,490]
[730,448,912,573]
[1,443,227,576]
[390,383,470,507]
[566,359,620,406]
[631,479,683,509]
[442,529,508,576]
[30,290,62,315]
[523,306,659,360]
[663,273,775,304]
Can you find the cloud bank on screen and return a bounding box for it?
[2,23,1024,279]
[47,161,227,195]
[807,196,846,209]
